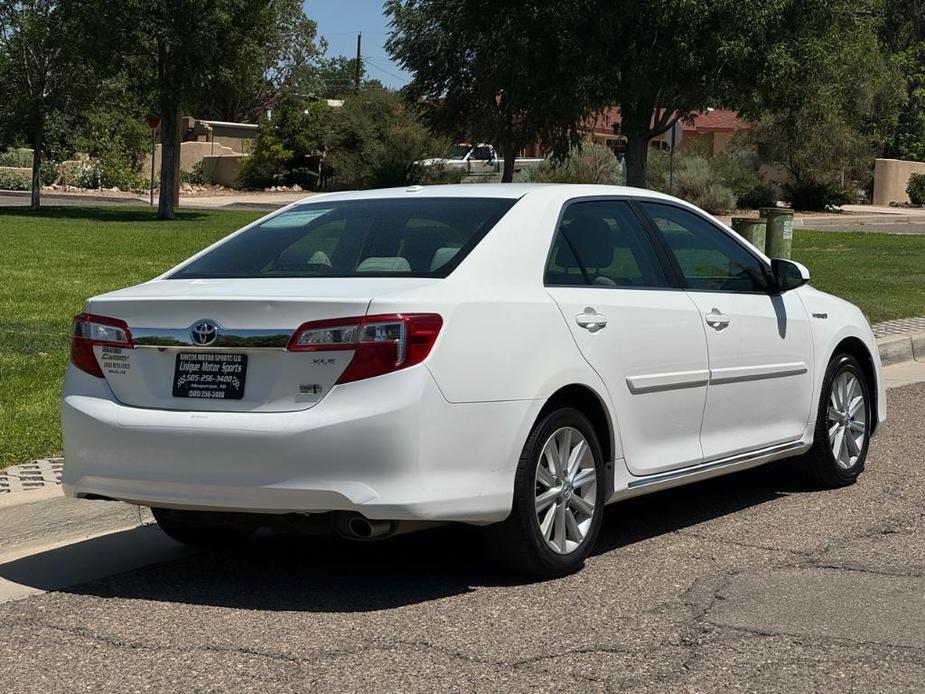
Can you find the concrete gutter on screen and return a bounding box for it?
[876,331,925,366]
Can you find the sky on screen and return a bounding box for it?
[304,0,412,89]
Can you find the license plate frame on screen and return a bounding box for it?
[172,352,247,400]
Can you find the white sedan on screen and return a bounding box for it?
[62,184,885,577]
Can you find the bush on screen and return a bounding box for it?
[907,173,925,206]
[649,154,737,214]
[783,180,853,210]
[737,182,778,209]
[529,142,624,185]
[67,160,102,189]
[0,148,33,168]
[0,169,31,191]
[180,161,211,186]
[238,124,292,189]
[40,160,58,186]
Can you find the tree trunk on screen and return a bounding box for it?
[500,143,516,183]
[623,132,650,189]
[30,126,43,210]
[157,102,180,220]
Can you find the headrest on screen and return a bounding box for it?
[556,216,614,268]
[356,256,412,272]
[430,247,460,271]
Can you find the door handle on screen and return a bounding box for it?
[576,308,607,332]
[705,309,730,330]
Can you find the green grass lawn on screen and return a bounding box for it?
[0,207,261,469]
[1,208,924,469]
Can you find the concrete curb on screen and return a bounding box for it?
[876,330,925,366]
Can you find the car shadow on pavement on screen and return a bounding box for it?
[3,459,816,612]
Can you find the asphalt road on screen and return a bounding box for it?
[1,383,924,692]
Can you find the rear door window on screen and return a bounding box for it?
[170,197,516,279]
[545,200,668,288]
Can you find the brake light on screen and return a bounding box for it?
[288,314,443,384]
[70,313,133,378]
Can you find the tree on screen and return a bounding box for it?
[316,55,364,99]
[198,0,324,122]
[328,87,450,189]
[0,1,89,209]
[878,0,925,160]
[83,0,284,218]
[386,0,597,182]
[749,17,904,208]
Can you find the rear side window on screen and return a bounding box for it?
[640,202,772,293]
[545,200,667,288]
[170,197,516,279]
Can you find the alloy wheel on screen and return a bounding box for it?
[534,427,598,555]
[827,371,867,470]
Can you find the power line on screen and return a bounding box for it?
[361,55,411,84]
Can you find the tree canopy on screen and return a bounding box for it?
[386,0,599,181]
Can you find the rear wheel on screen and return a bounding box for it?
[803,353,872,488]
[151,507,255,548]
[485,407,605,578]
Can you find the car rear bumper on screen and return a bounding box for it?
[62,365,540,523]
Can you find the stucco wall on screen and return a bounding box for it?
[200,153,245,188]
[143,141,240,179]
[873,158,925,206]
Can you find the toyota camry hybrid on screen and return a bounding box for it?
[62,184,885,577]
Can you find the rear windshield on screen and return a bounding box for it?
[169,197,517,279]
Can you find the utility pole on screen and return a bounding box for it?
[355,33,362,94]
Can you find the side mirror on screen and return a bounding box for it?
[771,258,810,292]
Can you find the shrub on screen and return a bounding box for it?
[238,124,293,189]
[0,148,33,168]
[40,160,58,186]
[907,172,925,206]
[529,143,624,185]
[0,169,31,191]
[783,180,852,210]
[67,160,102,189]
[655,155,737,214]
[737,182,778,209]
[180,161,211,186]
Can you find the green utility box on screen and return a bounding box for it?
[730,217,767,253]
[760,207,795,259]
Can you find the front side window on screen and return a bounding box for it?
[545,200,667,288]
[471,145,493,161]
[640,202,772,293]
[170,197,516,279]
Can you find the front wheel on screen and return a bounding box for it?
[803,353,872,488]
[485,407,605,578]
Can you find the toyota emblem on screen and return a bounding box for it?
[190,320,219,346]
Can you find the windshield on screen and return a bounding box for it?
[169,197,517,279]
[447,144,472,160]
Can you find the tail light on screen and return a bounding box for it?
[70,313,133,377]
[288,313,443,384]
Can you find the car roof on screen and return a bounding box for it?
[293,183,681,205]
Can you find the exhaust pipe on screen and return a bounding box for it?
[335,512,395,540]
[333,512,445,541]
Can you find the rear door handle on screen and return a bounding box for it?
[705,309,730,330]
[576,308,607,332]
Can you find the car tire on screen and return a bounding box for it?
[151,507,255,547]
[802,353,872,488]
[485,407,606,578]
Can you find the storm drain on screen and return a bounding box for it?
[0,458,63,494]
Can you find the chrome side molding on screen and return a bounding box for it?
[626,440,805,489]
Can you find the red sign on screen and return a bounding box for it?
[146,116,161,129]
